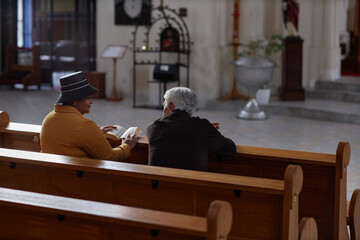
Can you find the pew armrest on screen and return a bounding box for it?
[207,200,233,240]
[283,165,303,240]
[298,217,318,240]
[349,189,360,240]
[0,111,9,127]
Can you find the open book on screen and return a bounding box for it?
[104,125,141,141]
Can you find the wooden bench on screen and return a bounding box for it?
[0,148,317,239]
[0,44,41,91]
[0,111,41,152]
[0,187,232,240]
[110,139,353,240]
[0,112,349,239]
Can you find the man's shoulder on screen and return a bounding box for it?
[189,116,212,124]
[146,118,162,132]
[148,115,211,129]
[149,117,162,126]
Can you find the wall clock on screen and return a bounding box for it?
[115,0,151,25]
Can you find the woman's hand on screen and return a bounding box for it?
[122,134,139,149]
[101,125,117,134]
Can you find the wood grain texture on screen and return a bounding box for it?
[0,148,284,195]
[334,142,351,240]
[283,165,303,239]
[349,189,360,240]
[0,148,303,239]
[0,111,9,127]
[0,121,351,239]
[0,187,233,240]
[206,200,233,240]
[299,217,318,240]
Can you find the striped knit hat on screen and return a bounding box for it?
[56,71,98,104]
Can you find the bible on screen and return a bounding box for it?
[104,125,141,141]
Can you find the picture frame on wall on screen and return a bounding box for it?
[115,0,152,25]
[160,27,179,52]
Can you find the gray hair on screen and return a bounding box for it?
[163,87,198,115]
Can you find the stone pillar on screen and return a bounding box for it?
[320,0,342,81]
[305,0,323,87]
[239,0,265,41]
[305,0,342,87]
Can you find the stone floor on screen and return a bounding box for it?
[0,84,359,200]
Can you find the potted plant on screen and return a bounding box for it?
[238,34,284,59]
[233,34,284,119]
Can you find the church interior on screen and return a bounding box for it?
[0,0,360,239]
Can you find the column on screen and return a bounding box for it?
[320,0,342,81]
[239,0,265,41]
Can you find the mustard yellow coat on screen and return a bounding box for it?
[40,105,130,161]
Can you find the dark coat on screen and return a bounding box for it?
[146,110,236,171]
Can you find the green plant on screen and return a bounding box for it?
[238,34,284,59]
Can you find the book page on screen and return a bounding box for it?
[105,125,126,140]
[102,45,127,58]
[120,127,141,138]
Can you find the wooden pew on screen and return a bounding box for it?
[0,112,143,153]
[0,187,233,240]
[0,111,41,152]
[0,112,347,239]
[207,143,350,240]
[100,136,353,240]
[0,121,41,152]
[111,140,352,240]
[0,148,316,240]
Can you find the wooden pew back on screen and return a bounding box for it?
[108,136,351,240]
[0,148,303,240]
[0,121,41,151]
[0,187,232,240]
[114,139,350,240]
[206,143,350,240]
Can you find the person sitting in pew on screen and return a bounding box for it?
[147,87,236,171]
[40,71,138,160]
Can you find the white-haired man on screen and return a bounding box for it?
[147,87,236,171]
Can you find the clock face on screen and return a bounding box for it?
[124,0,142,19]
[115,0,151,25]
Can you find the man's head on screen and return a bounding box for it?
[163,87,198,117]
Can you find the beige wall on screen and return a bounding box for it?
[96,0,346,106]
[97,0,236,106]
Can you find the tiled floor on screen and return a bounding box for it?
[0,86,359,199]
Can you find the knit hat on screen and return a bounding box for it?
[56,71,98,104]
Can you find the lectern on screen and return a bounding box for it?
[102,45,127,101]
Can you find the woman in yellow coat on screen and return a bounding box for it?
[40,71,138,160]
